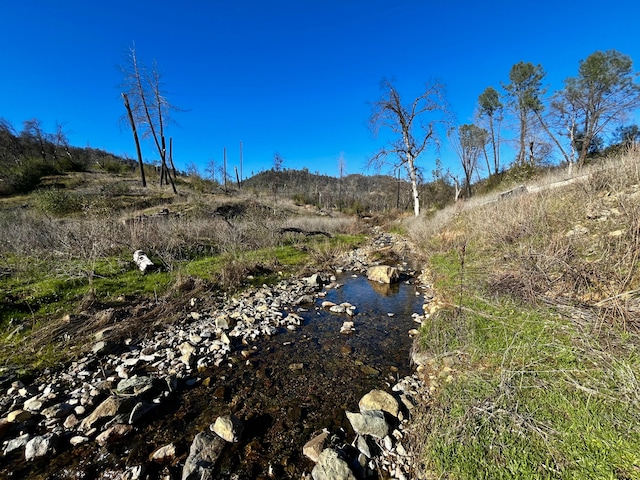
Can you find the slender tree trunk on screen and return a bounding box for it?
[489,116,498,175]
[169,137,178,180]
[407,155,420,217]
[122,93,146,187]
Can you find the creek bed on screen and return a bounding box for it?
[3,272,425,479]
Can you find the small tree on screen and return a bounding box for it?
[477,86,503,176]
[504,62,545,166]
[369,79,450,216]
[449,124,488,197]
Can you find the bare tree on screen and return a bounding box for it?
[370,79,450,216]
[121,45,178,193]
[449,124,488,197]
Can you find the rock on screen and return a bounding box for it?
[25,433,58,461]
[340,321,355,334]
[96,424,133,446]
[133,250,154,273]
[41,402,73,419]
[69,435,89,446]
[23,397,44,412]
[116,376,161,397]
[3,433,30,455]
[182,430,226,480]
[80,396,133,431]
[355,434,372,458]
[211,415,243,443]
[359,389,400,418]
[311,448,356,480]
[367,266,399,284]
[329,305,346,314]
[346,410,389,439]
[179,342,197,367]
[305,273,324,288]
[303,431,329,463]
[6,409,32,423]
[150,443,176,463]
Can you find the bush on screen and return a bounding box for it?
[33,188,83,216]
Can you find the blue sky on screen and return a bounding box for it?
[2,0,639,179]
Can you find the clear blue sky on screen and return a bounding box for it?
[2,0,639,179]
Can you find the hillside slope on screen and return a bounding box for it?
[407,148,640,479]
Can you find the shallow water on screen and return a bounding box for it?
[5,272,424,479]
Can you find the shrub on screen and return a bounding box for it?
[33,188,83,216]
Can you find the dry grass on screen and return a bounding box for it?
[410,145,640,331]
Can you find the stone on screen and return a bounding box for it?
[133,250,154,273]
[340,321,355,334]
[311,448,356,480]
[96,424,133,446]
[181,430,226,480]
[305,273,324,288]
[303,431,329,463]
[359,389,400,418]
[150,443,176,463]
[367,266,399,284]
[6,409,32,423]
[80,396,133,431]
[346,410,389,439]
[41,402,73,419]
[3,433,30,455]
[23,397,44,412]
[211,415,243,443]
[69,435,89,446]
[116,376,160,396]
[25,433,58,461]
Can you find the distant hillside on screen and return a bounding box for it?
[243,168,456,214]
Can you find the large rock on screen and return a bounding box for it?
[311,448,356,480]
[211,415,243,443]
[346,410,389,439]
[182,430,226,480]
[366,266,399,284]
[359,389,400,418]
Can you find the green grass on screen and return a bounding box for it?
[0,233,365,371]
[419,250,640,480]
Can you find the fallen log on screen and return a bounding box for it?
[278,227,333,238]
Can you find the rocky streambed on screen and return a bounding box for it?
[0,233,436,479]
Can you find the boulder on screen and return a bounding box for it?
[346,410,389,439]
[366,266,399,284]
[358,389,400,418]
[311,448,356,480]
[181,430,226,480]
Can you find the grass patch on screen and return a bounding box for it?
[417,236,640,479]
